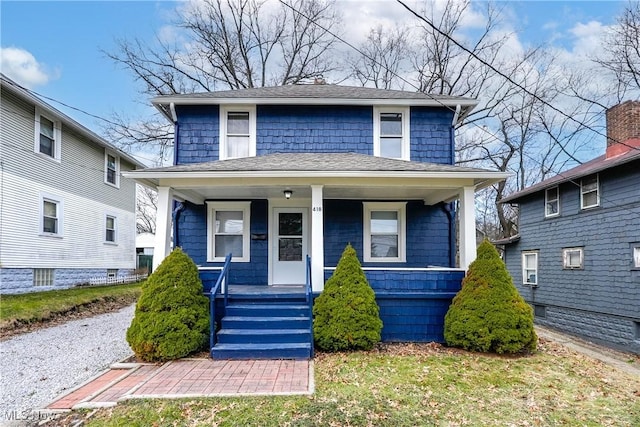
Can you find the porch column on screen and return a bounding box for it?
[458,186,477,271]
[311,185,325,292]
[153,186,174,270]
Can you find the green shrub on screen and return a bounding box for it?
[444,240,537,354]
[313,244,383,351]
[126,247,210,362]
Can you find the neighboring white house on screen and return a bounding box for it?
[0,74,145,293]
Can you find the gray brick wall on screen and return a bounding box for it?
[504,160,640,353]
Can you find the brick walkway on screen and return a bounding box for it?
[47,359,313,410]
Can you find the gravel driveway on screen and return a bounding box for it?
[0,304,135,421]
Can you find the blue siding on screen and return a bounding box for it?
[324,269,464,342]
[256,105,373,155]
[174,105,455,164]
[410,107,455,164]
[175,105,220,164]
[504,161,640,353]
[323,200,453,268]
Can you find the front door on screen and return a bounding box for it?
[272,208,308,285]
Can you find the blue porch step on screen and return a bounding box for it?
[211,292,313,360]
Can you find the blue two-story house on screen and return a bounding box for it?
[127,84,508,359]
[498,100,640,354]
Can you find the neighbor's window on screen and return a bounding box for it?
[219,106,256,160]
[207,202,251,262]
[105,151,120,187]
[105,215,117,243]
[563,247,583,269]
[107,269,118,278]
[363,202,406,262]
[545,186,559,217]
[34,107,61,160]
[373,107,410,160]
[522,251,538,285]
[581,174,599,209]
[40,194,63,236]
[33,269,55,287]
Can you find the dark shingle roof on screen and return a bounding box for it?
[141,152,496,174]
[501,148,640,203]
[152,84,475,103]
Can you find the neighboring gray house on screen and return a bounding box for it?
[499,100,640,354]
[0,74,145,293]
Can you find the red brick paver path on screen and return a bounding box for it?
[47,359,312,410]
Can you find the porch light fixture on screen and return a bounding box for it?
[284,190,293,199]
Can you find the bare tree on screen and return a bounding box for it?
[595,1,640,98]
[104,0,340,160]
[349,25,410,89]
[136,185,158,234]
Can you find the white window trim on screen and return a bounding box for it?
[544,186,560,218]
[633,246,640,269]
[34,107,62,162]
[562,247,584,269]
[39,192,64,237]
[363,202,407,263]
[373,106,410,161]
[522,251,538,286]
[207,201,251,262]
[104,150,120,188]
[219,105,257,160]
[580,174,600,209]
[105,214,118,245]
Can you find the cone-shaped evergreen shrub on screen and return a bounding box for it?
[313,244,383,351]
[126,247,209,362]
[444,240,537,354]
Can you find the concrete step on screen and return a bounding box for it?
[211,343,311,360]
[216,328,312,344]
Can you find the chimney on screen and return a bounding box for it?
[606,100,640,158]
[313,76,326,85]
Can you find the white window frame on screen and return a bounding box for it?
[562,247,584,269]
[373,106,410,160]
[104,150,120,188]
[363,202,407,263]
[219,105,256,160]
[105,214,117,244]
[207,201,251,262]
[545,186,560,217]
[39,193,63,237]
[580,174,600,209]
[522,251,538,286]
[34,107,61,161]
[633,246,640,269]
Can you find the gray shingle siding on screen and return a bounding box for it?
[504,161,640,353]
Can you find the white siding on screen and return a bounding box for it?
[0,172,136,269]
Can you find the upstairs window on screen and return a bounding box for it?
[562,247,583,269]
[522,251,538,286]
[34,108,61,161]
[545,186,559,217]
[220,106,256,160]
[105,151,120,187]
[373,107,410,160]
[363,202,406,262]
[581,175,599,209]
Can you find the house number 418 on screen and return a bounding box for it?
[312,207,322,212]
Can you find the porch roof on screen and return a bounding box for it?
[125,153,510,205]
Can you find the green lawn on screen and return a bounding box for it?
[0,283,142,328]
[73,340,640,427]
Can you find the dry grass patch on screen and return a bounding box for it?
[48,339,640,427]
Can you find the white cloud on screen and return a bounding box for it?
[0,47,57,88]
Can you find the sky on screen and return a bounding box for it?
[0,0,630,163]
